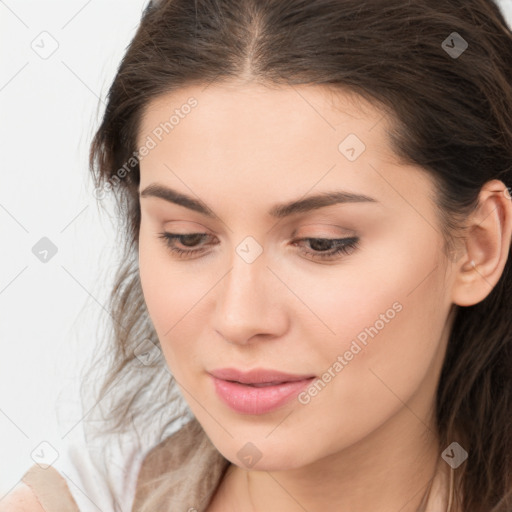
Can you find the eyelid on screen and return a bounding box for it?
[291,219,357,232]
[159,220,357,243]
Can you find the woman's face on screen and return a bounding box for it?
[137,82,457,471]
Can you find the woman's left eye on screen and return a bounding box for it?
[292,236,359,260]
[156,232,359,261]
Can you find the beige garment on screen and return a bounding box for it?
[21,417,454,511]
[131,417,230,511]
[22,465,81,512]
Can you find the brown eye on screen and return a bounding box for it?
[157,232,213,257]
[291,236,359,260]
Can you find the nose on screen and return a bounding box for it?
[213,246,288,346]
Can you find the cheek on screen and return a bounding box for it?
[305,233,449,413]
[280,238,450,462]
[273,227,447,363]
[139,227,173,327]
[139,221,201,320]
[138,225,219,373]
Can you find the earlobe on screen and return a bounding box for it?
[451,180,512,307]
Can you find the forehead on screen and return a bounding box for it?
[137,81,394,155]
[136,81,435,215]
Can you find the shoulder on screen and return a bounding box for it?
[0,482,46,511]
[1,465,81,512]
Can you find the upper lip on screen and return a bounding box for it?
[208,367,316,384]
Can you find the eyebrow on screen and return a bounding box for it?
[139,183,378,219]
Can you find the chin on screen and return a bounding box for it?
[217,439,314,472]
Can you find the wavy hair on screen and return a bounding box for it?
[82,1,512,510]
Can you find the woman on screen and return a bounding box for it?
[4,0,512,510]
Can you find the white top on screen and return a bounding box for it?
[48,432,145,512]
[46,416,190,512]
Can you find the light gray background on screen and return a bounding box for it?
[1,0,512,496]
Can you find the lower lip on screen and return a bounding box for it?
[211,375,316,415]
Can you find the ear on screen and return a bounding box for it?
[452,180,512,307]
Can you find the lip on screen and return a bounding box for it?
[209,367,315,384]
[208,368,316,415]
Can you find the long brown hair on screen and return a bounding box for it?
[83,1,512,510]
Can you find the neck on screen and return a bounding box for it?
[217,405,447,512]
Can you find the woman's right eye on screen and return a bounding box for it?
[157,232,213,258]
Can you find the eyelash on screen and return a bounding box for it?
[156,232,359,261]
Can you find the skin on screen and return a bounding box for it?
[136,81,512,512]
[0,483,46,511]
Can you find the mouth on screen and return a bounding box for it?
[208,368,316,415]
[235,381,290,387]
[208,367,316,384]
